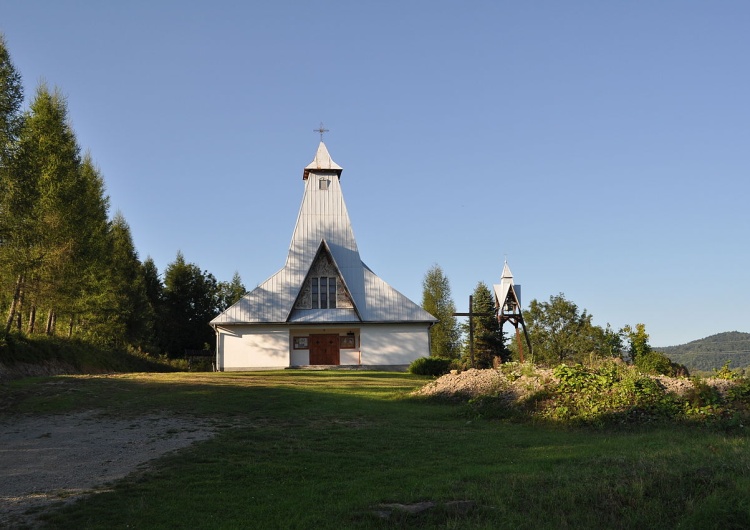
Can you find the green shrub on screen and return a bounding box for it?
[408,356,452,376]
[682,378,726,420]
[714,360,741,380]
[540,361,678,426]
[635,350,673,375]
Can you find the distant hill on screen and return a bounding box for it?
[660,331,750,373]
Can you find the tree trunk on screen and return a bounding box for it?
[28,305,37,334]
[4,274,23,334]
[68,315,74,338]
[45,309,55,336]
[15,280,25,331]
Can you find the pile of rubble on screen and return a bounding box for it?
[413,367,740,402]
[413,367,553,403]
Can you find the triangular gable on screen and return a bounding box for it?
[288,239,361,322]
[494,283,521,312]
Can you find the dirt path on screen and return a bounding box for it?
[0,411,216,527]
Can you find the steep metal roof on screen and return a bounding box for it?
[303,141,343,180]
[493,261,521,310]
[211,142,436,325]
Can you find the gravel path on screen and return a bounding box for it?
[0,411,215,527]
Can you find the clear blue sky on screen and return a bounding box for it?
[3,2,748,347]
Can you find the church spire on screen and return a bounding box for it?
[303,141,343,180]
[501,260,513,280]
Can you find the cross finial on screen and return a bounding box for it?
[314,122,329,141]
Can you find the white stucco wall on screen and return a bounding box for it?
[216,325,289,370]
[290,349,309,366]
[216,323,431,370]
[359,324,431,366]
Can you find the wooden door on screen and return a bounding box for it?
[309,334,340,365]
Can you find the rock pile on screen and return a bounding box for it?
[413,367,553,403]
[414,367,739,402]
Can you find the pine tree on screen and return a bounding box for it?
[462,281,507,367]
[216,271,246,312]
[141,257,163,353]
[421,264,460,358]
[161,252,219,357]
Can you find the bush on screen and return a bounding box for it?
[408,356,452,376]
[635,350,673,375]
[538,360,680,425]
[714,361,741,380]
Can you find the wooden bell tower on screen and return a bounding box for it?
[493,261,533,362]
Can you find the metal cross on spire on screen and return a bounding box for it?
[314,122,329,141]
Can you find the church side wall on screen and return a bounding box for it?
[360,324,431,367]
[216,325,289,370]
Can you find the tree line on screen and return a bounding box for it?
[420,264,682,375]
[0,35,244,357]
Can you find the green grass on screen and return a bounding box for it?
[0,333,180,374]
[3,371,750,529]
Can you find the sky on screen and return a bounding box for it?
[2,1,748,347]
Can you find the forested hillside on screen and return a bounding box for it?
[0,35,244,359]
[661,331,750,373]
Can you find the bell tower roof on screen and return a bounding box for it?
[303,141,343,180]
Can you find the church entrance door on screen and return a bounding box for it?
[309,334,340,365]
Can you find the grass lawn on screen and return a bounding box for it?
[3,371,750,529]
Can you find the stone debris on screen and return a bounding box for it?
[413,367,553,402]
[414,367,740,401]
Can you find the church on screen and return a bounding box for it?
[210,141,437,370]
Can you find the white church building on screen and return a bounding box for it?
[210,141,437,370]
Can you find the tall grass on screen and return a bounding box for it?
[3,371,749,529]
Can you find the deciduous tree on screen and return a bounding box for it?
[622,323,650,363]
[0,33,23,159]
[2,85,82,333]
[524,293,605,365]
[0,35,25,333]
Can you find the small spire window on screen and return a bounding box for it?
[319,177,330,190]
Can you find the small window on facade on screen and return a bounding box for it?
[319,178,329,190]
[320,277,328,308]
[310,277,337,308]
[328,278,337,309]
